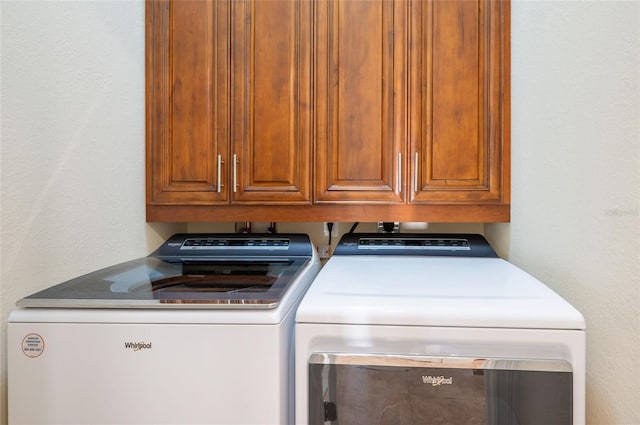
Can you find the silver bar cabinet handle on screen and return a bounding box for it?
[217,154,223,193]
[414,152,419,192]
[397,152,402,193]
[233,154,238,193]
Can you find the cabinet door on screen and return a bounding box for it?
[231,0,312,204]
[146,0,229,205]
[315,0,406,203]
[409,0,509,204]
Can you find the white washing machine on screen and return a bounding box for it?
[295,233,585,425]
[9,233,320,425]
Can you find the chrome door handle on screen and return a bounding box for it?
[309,353,572,372]
[414,152,419,192]
[217,154,224,193]
[397,152,402,193]
[233,154,238,193]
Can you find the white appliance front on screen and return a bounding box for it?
[295,234,586,425]
[296,323,585,425]
[9,310,291,425]
[9,233,320,425]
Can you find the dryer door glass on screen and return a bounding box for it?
[309,354,572,425]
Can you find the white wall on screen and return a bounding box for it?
[0,2,181,422]
[1,1,638,425]
[486,2,640,424]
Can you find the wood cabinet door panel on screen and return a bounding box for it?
[146,0,229,205]
[315,0,406,203]
[146,0,510,221]
[231,0,312,204]
[410,0,507,203]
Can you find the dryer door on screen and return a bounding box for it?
[309,354,572,425]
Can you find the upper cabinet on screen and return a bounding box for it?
[231,0,313,205]
[146,0,510,222]
[146,0,229,205]
[146,0,312,208]
[409,0,508,205]
[314,0,405,204]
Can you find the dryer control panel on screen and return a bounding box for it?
[334,233,497,257]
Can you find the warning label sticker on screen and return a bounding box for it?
[21,333,45,358]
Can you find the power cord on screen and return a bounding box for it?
[327,222,334,245]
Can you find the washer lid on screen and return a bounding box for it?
[296,256,585,330]
[18,256,313,309]
[17,233,317,310]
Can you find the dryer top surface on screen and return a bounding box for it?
[296,256,585,330]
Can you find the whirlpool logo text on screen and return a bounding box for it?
[124,342,152,351]
[422,375,453,386]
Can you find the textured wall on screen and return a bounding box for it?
[1,1,639,425]
[487,2,640,424]
[0,2,180,423]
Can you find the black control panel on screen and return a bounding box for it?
[151,233,314,260]
[181,238,290,249]
[333,233,497,257]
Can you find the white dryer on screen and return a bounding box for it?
[9,233,320,425]
[295,233,585,425]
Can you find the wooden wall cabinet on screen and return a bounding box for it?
[409,0,507,205]
[231,0,313,205]
[146,0,312,208]
[146,0,228,206]
[146,0,510,222]
[314,0,405,204]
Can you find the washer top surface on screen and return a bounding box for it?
[296,235,585,330]
[15,233,320,314]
